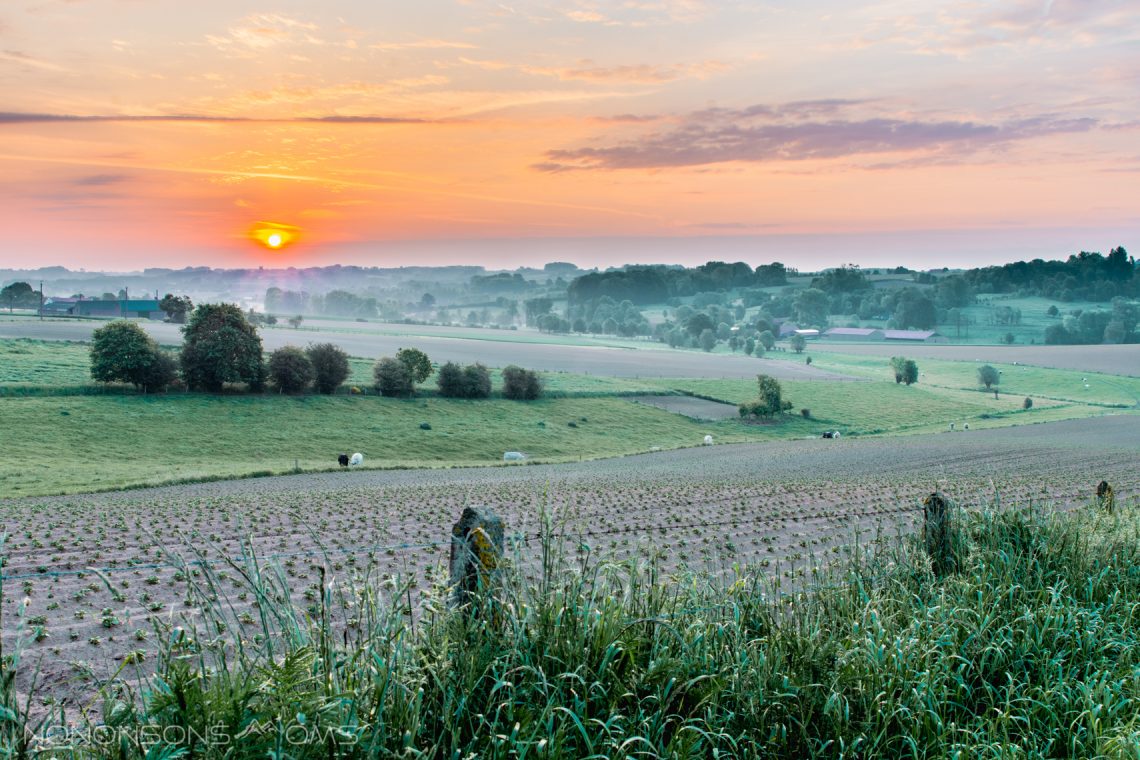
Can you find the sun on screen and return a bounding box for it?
[249,222,300,251]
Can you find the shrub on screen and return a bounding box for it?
[90,321,177,393]
[758,330,776,350]
[977,364,1000,390]
[419,422,432,430]
[267,346,314,394]
[180,304,264,392]
[463,363,492,399]
[789,334,806,353]
[437,362,466,398]
[698,328,716,352]
[1023,396,1033,409]
[801,408,811,418]
[741,374,793,418]
[306,343,350,394]
[373,357,414,397]
[502,366,543,400]
[438,361,491,399]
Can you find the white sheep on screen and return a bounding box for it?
[703,435,714,445]
[963,423,969,431]
[349,452,363,466]
[503,451,525,462]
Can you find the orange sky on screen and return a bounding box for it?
[1,1,1137,270]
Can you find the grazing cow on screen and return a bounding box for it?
[821,431,834,439]
[703,435,714,445]
[337,453,349,467]
[349,452,363,466]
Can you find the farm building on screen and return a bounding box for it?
[793,328,820,339]
[882,329,947,343]
[824,327,884,341]
[73,299,167,319]
[776,321,799,338]
[40,297,81,316]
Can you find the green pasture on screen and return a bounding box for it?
[783,350,1140,407]
[0,394,821,496]
[1,337,1132,496]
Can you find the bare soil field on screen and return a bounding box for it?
[811,342,1140,376]
[3,415,1135,710]
[630,394,742,420]
[0,319,852,381]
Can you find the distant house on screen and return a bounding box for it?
[882,329,946,343]
[776,321,799,338]
[41,297,81,316]
[824,327,884,341]
[74,299,166,320]
[793,328,820,339]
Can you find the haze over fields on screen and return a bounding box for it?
[1,1,1137,270]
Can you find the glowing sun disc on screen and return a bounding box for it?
[249,222,300,250]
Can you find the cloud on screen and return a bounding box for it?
[535,102,1099,171]
[523,59,727,83]
[371,39,478,51]
[0,112,430,124]
[0,49,69,72]
[205,13,324,54]
[73,173,130,186]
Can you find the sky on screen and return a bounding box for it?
[1,0,1138,271]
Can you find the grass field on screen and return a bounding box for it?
[1,337,1132,495]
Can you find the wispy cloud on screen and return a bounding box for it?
[73,173,131,186]
[0,49,69,72]
[535,102,1099,171]
[0,112,430,124]
[523,59,727,83]
[371,39,478,51]
[205,13,324,54]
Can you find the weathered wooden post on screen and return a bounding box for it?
[923,492,958,578]
[1096,481,1115,513]
[449,507,504,615]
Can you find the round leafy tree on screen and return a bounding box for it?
[502,365,543,400]
[268,346,315,394]
[396,347,433,385]
[306,342,350,394]
[90,320,177,392]
[179,303,265,392]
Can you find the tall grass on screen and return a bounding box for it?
[3,500,1138,757]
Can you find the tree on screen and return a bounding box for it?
[977,364,1000,392]
[902,359,919,385]
[180,304,265,392]
[1,282,36,312]
[90,320,176,392]
[502,365,543,400]
[740,374,791,418]
[890,356,907,383]
[373,356,414,397]
[685,312,715,337]
[1046,305,1060,318]
[744,338,756,356]
[288,315,304,329]
[306,343,350,394]
[419,293,436,309]
[158,294,193,324]
[790,334,807,353]
[793,288,830,327]
[699,328,717,352]
[758,330,776,351]
[268,346,315,394]
[396,347,432,385]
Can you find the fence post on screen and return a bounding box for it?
[449,507,504,615]
[1096,481,1115,513]
[923,492,958,579]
